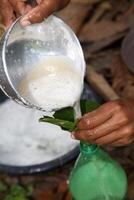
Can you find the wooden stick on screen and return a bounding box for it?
[86,65,119,101]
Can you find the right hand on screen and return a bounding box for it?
[73,99,134,147]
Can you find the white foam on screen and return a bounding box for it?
[0,100,78,166]
[18,56,83,111]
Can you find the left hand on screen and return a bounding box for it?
[73,99,134,147]
[0,0,70,27]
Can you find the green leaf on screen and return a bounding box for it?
[26,185,33,196]
[39,100,100,132]
[4,184,32,200]
[0,181,7,192]
[54,107,75,122]
[80,100,100,115]
[40,117,77,132]
[4,195,14,200]
[4,195,28,200]
[10,185,26,197]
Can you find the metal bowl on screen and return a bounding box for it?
[0,15,85,111]
[0,83,101,175]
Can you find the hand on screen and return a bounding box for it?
[0,0,70,27]
[73,99,134,147]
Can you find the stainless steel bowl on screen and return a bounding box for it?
[0,16,85,111]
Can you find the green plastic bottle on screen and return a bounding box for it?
[69,142,127,200]
[39,99,128,200]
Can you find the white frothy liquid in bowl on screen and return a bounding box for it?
[18,56,84,111]
[0,57,83,167]
[0,100,79,166]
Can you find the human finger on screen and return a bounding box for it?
[9,0,32,15]
[0,0,15,27]
[110,137,134,147]
[78,101,118,130]
[20,0,57,26]
[95,123,134,146]
[20,0,70,26]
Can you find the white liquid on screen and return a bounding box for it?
[74,101,82,119]
[18,56,83,111]
[0,100,78,166]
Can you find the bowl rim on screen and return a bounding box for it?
[0,145,79,175]
[2,15,86,112]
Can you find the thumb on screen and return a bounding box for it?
[20,0,57,26]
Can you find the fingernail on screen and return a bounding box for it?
[20,20,31,27]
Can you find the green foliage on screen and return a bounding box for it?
[80,100,100,115]
[40,117,77,132]
[26,185,33,196]
[40,100,100,132]
[4,184,33,200]
[54,107,75,122]
[0,181,7,192]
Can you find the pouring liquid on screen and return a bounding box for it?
[18,55,84,112]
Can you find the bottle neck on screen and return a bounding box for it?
[80,142,98,155]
